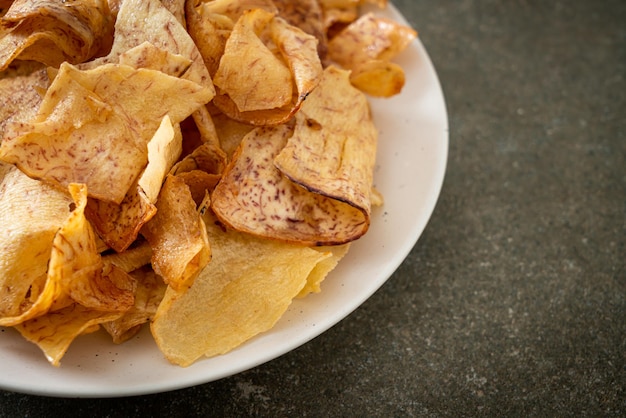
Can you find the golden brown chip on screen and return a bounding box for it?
[0,162,73,322]
[142,175,211,291]
[150,206,330,366]
[102,240,153,274]
[274,66,377,220]
[349,59,406,97]
[213,9,293,112]
[211,123,370,246]
[103,266,167,344]
[211,112,255,160]
[0,0,114,70]
[273,0,327,60]
[327,12,416,68]
[212,8,323,125]
[0,62,212,204]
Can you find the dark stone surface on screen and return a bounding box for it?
[1,1,624,416]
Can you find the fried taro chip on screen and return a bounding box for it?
[55,184,135,312]
[142,175,211,291]
[213,9,293,112]
[103,266,167,344]
[348,59,406,97]
[273,0,327,60]
[212,66,376,245]
[0,162,73,322]
[0,62,212,204]
[85,116,181,252]
[327,12,416,68]
[210,112,255,161]
[212,8,323,125]
[119,41,192,78]
[0,182,135,327]
[274,66,377,218]
[0,0,114,70]
[150,206,330,367]
[14,303,124,367]
[84,0,214,92]
[211,124,370,246]
[0,60,48,140]
[185,0,277,77]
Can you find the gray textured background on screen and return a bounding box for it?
[1,1,624,416]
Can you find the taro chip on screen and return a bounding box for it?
[0,62,212,204]
[327,12,416,68]
[212,8,323,125]
[211,123,370,246]
[349,59,406,97]
[103,266,167,344]
[102,240,153,274]
[273,0,328,59]
[141,175,211,292]
[119,41,192,77]
[0,162,73,323]
[150,206,330,366]
[14,304,124,367]
[274,66,377,218]
[0,0,114,70]
[213,9,294,112]
[84,0,214,92]
[0,60,48,139]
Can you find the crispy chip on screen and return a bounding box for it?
[103,266,166,344]
[213,66,376,245]
[84,0,214,92]
[151,206,330,366]
[0,0,114,70]
[273,0,327,60]
[102,240,153,274]
[349,59,406,97]
[212,8,323,125]
[297,244,350,298]
[142,175,211,291]
[327,12,416,68]
[0,162,73,321]
[0,60,48,139]
[14,303,123,366]
[0,62,211,204]
[274,66,377,217]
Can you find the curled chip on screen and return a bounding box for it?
[212,8,323,125]
[0,0,114,70]
[142,175,211,292]
[151,204,330,367]
[0,62,212,204]
[0,162,73,322]
[212,66,377,246]
[327,12,416,96]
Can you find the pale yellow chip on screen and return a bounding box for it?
[0,162,73,322]
[102,240,153,274]
[297,244,350,298]
[151,206,330,366]
[0,62,212,204]
[14,303,124,367]
[142,175,211,291]
[0,0,114,70]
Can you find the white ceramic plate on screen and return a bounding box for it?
[0,4,448,398]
